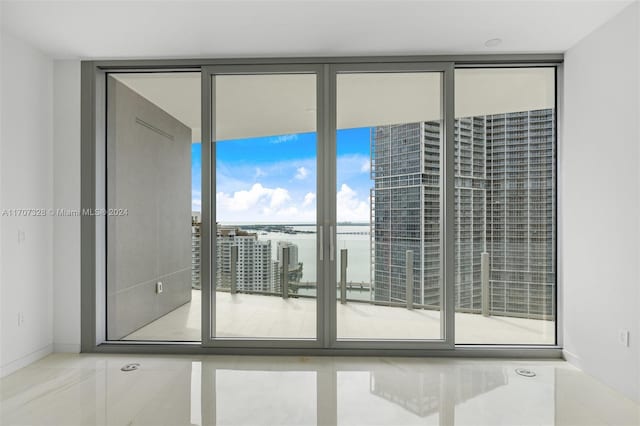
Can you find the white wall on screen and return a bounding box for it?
[1,6,4,374]
[562,2,640,403]
[0,32,54,377]
[52,60,81,353]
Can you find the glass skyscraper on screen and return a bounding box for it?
[371,108,555,319]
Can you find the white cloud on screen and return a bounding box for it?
[217,183,287,212]
[337,183,370,223]
[192,190,202,212]
[295,166,309,180]
[215,180,368,223]
[217,157,316,194]
[269,134,299,144]
[360,160,371,173]
[270,187,291,208]
[302,192,316,207]
[216,183,315,223]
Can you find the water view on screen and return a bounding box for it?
[225,223,373,301]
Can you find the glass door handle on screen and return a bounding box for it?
[330,225,335,261]
[319,225,323,261]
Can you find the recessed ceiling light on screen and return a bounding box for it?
[485,38,502,48]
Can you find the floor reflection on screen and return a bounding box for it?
[196,359,528,426]
[1,354,638,426]
[369,366,508,418]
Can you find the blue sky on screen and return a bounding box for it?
[192,127,372,223]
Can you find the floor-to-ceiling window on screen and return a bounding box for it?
[99,61,556,349]
[453,68,556,344]
[334,69,445,343]
[210,71,320,342]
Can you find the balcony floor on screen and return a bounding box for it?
[123,290,554,344]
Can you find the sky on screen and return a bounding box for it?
[192,127,372,223]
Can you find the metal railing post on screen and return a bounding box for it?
[281,247,289,299]
[340,249,348,304]
[230,246,238,294]
[406,250,414,310]
[481,251,490,316]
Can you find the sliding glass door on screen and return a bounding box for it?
[99,60,557,351]
[200,63,454,349]
[201,65,325,347]
[329,63,454,349]
[168,62,556,350]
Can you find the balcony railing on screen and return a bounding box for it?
[210,247,555,321]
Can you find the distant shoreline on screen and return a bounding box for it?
[238,223,370,235]
[221,222,370,226]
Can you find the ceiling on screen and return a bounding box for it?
[113,67,554,141]
[0,1,633,59]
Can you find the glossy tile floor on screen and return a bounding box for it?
[1,354,638,425]
[123,290,554,344]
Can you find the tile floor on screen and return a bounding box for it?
[1,354,638,425]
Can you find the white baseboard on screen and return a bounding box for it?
[53,343,81,353]
[562,349,581,368]
[0,344,53,378]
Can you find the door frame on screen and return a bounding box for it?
[201,61,455,350]
[201,64,327,349]
[327,62,455,350]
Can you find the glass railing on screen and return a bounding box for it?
[207,246,555,321]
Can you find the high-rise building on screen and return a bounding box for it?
[191,224,305,294]
[216,226,275,293]
[371,108,555,319]
[371,122,441,306]
[191,213,202,290]
[276,241,304,287]
[485,109,555,318]
[453,116,487,312]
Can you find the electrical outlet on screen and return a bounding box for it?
[156,281,163,294]
[619,330,630,347]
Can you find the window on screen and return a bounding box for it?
[88,59,558,351]
[454,68,556,344]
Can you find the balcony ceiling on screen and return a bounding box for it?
[112,67,554,141]
[0,1,633,59]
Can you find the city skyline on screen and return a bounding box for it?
[192,108,555,320]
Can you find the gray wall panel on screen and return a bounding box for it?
[107,77,192,340]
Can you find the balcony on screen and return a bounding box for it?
[122,289,554,344]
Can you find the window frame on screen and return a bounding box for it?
[81,54,562,357]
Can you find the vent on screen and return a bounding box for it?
[515,368,536,377]
[121,363,140,372]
